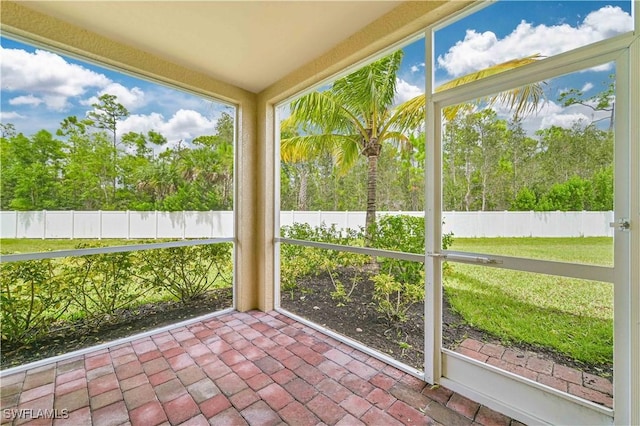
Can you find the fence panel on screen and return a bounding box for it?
[0,210,614,239]
[73,211,100,238]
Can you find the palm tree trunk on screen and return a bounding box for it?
[298,166,308,210]
[365,153,378,244]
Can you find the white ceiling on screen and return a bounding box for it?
[18,1,404,93]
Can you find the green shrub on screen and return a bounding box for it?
[281,216,453,314]
[320,251,368,305]
[281,222,368,302]
[282,222,362,245]
[137,243,232,302]
[64,250,149,318]
[371,272,424,323]
[0,259,72,343]
[370,215,423,285]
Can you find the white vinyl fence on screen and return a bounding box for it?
[0,210,614,239]
[0,211,234,239]
[280,210,614,238]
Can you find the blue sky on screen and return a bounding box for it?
[395,0,632,132]
[0,37,231,149]
[1,1,634,142]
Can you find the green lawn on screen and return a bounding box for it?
[445,237,613,366]
[0,238,173,254]
[450,236,613,266]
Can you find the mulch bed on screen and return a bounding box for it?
[1,273,612,383]
[281,269,613,379]
[0,288,232,369]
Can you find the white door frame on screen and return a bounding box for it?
[424,26,638,425]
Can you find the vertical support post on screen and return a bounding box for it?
[424,26,441,384]
[628,22,639,425]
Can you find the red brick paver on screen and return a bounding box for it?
[456,338,613,409]
[2,311,543,425]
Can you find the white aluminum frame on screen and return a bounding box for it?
[0,238,234,263]
[426,16,638,425]
[629,8,640,425]
[272,32,431,379]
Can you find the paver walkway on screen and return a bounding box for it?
[454,338,613,409]
[1,310,525,426]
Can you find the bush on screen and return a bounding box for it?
[280,223,368,302]
[371,272,424,323]
[1,242,234,344]
[0,259,72,343]
[282,222,362,245]
[280,215,454,323]
[64,250,150,318]
[137,243,232,302]
[369,214,453,285]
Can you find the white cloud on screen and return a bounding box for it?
[82,83,146,111]
[490,97,608,133]
[582,63,615,74]
[581,82,594,93]
[118,109,216,147]
[394,78,423,105]
[9,95,44,107]
[410,63,425,73]
[438,6,633,77]
[0,47,111,111]
[0,111,26,121]
[540,112,590,129]
[119,112,166,135]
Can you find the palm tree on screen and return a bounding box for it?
[281,50,543,241]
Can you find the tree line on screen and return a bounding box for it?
[280,50,613,226]
[281,112,613,213]
[1,94,234,211]
[1,71,614,214]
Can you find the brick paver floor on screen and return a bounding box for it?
[0,310,527,426]
[454,338,613,409]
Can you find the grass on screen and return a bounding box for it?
[445,237,613,366]
[0,238,173,254]
[449,236,613,266]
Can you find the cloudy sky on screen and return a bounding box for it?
[395,0,633,132]
[0,37,231,149]
[0,1,634,143]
